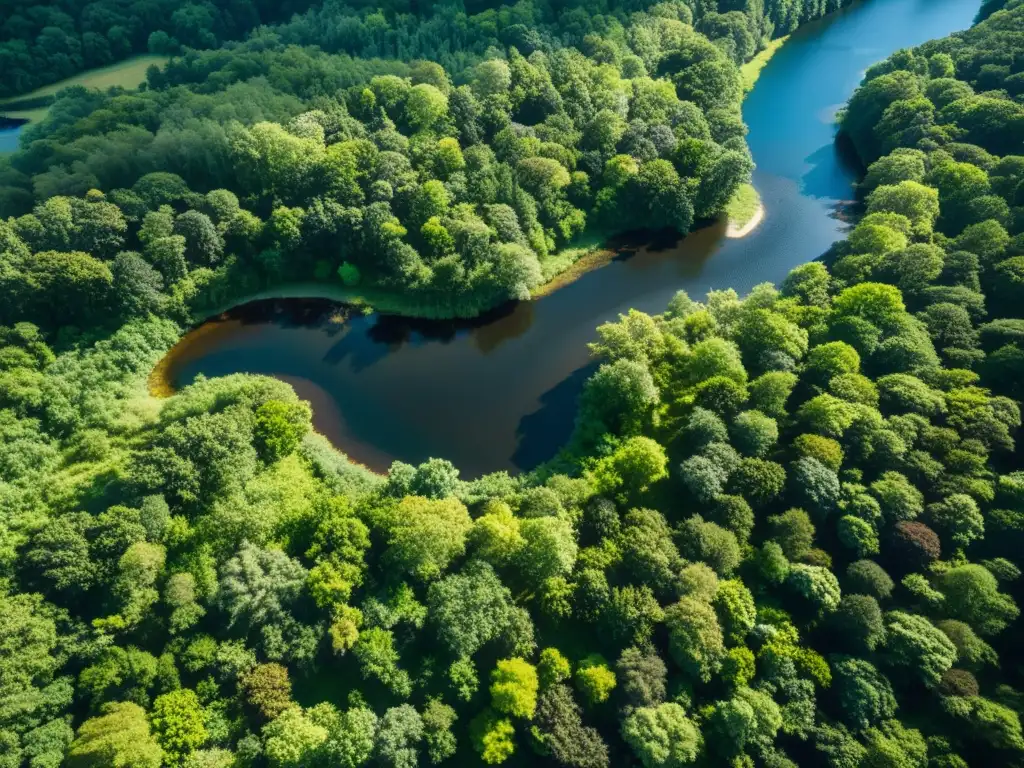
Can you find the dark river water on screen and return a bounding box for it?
[163,0,979,477]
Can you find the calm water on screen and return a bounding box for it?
[0,124,23,154]
[165,0,980,477]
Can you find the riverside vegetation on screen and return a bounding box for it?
[0,0,861,319]
[2,1,1024,768]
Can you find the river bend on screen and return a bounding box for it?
[161,0,979,477]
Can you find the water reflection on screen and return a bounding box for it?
[162,0,980,478]
[800,140,862,203]
[513,362,598,471]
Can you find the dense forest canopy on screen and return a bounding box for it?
[0,0,869,323]
[0,0,780,321]
[0,0,856,100]
[2,0,1024,767]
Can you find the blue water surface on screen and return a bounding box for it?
[0,125,23,154]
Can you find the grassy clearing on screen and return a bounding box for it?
[726,183,761,230]
[537,230,609,283]
[534,245,617,299]
[740,36,789,93]
[0,105,49,124]
[0,55,169,122]
[532,229,620,298]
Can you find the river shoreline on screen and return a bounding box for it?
[741,35,790,93]
[179,222,712,328]
[151,0,982,477]
[727,202,765,238]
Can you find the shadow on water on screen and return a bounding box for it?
[800,140,862,203]
[513,362,599,471]
[161,0,981,478]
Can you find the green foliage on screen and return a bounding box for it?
[941,696,1024,753]
[833,657,897,731]
[150,689,207,765]
[936,620,998,671]
[3,4,1024,768]
[832,594,886,653]
[786,564,842,616]
[768,509,815,560]
[579,362,660,443]
[730,458,786,507]
[421,699,457,765]
[617,646,668,709]
[721,646,756,690]
[706,686,782,761]
[538,648,572,689]
[351,630,410,702]
[383,496,472,582]
[665,597,725,683]
[713,580,756,646]
[939,564,1019,636]
[884,611,957,687]
[927,494,984,551]
[837,515,879,557]
[490,658,538,719]
[517,515,578,588]
[813,723,867,768]
[262,706,329,768]
[862,720,927,768]
[253,400,311,463]
[575,655,617,706]
[241,663,292,721]
[621,703,701,768]
[533,683,609,768]
[448,658,478,703]
[218,542,307,633]
[427,561,526,659]
[470,709,515,765]
[678,516,741,576]
[0,1,771,321]
[731,410,779,457]
[66,702,163,768]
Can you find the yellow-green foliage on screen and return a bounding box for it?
[726,183,761,229]
[490,658,539,719]
[740,36,789,93]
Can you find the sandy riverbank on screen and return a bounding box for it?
[727,202,766,238]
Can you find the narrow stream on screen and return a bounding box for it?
[162,0,980,478]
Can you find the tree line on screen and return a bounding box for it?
[0,0,325,100]
[0,0,857,100]
[268,0,857,77]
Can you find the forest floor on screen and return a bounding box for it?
[740,36,789,93]
[0,55,169,122]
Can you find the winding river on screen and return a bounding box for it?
[161,0,979,478]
